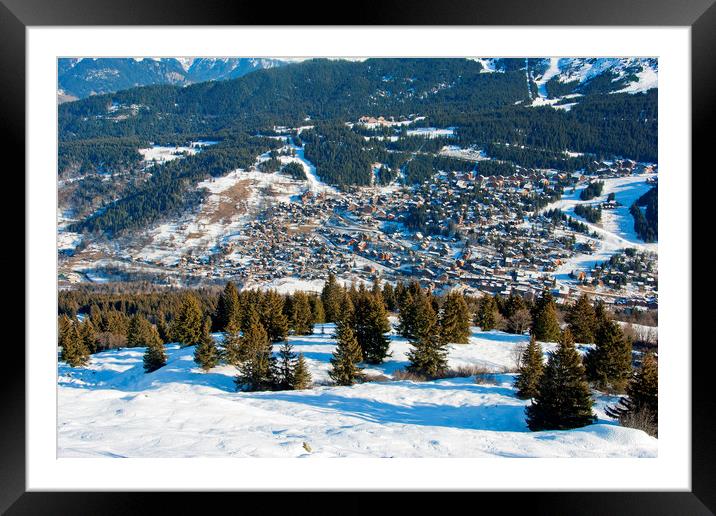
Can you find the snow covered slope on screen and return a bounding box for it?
[58,324,657,458]
[531,58,658,98]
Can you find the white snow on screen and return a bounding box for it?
[439,145,488,161]
[543,174,658,288]
[534,58,560,98]
[614,65,658,94]
[138,141,217,165]
[58,231,83,252]
[406,127,456,139]
[280,144,338,195]
[469,58,500,73]
[553,58,658,95]
[132,167,302,266]
[58,324,657,458]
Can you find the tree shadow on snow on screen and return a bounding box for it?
[470,330,529,344]
[258,383,529,432]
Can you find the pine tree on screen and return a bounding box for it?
[143,325,167,373]
[526,329,596,431]
[585,319,632,392]
[127,314,155,348]
[239,289,260,331]
[173,292,204,347]
[329,319,364,386]
[566,294,597,343]
[530,290,561,342]
[292,354,312,390]
[309,295,325,325]
[371,277,383,300]
[276,340,296,390]
[194,317,219,371]
[59,314,73,342]
[236,313,275,391]
[394,282,407,308]
[79,318,98,354]
[215,281,241,332]
[439,291,471,344]
[594,299,609,326]
[514,335,544,399]
[59,318,90,367]
[89,304,103,329]
[155,310,172,344]
[406,293,448,378]
[399,282,427,339]
[321,272,343,323]
[290,292,314,335]
[222,316,244,366]
[354,291,391,364]
[504,293,527,318]
[605,352,658,436]
[382,283,397,312]
[475,294,498,331]
[260,290,289,343]
[337,291,356,334]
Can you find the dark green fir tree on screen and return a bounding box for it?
[530,290,561,342]
[260,290,289,343]
[143,325,167,373]
[290,291,314,335]
[406,292,448,378]
[236,313,275,391]
[440,291,472,344]
[585,319,633,393]
[475,294,498,331]
[222,316,244,366]
[60,317,90,367]
[329,301,364,386]
[565,294,597,343]
[321,272,344,323]
[173,292,204,347]
[194,317,219,371]
[79,317,98,354]
[215,281,241,332]
[526,329,596,431]
[276,340,296,390]
[605,352,658,436]
[292,354,313,390]
[514,334,544,399]
[354,290,391,364]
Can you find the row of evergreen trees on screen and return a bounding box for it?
[515,329,657,435]
[59,279,636,395]
[525,291,634,392]
[325,278,471,385]
[58,277,656,435]
[176,286,313,392]
[321,274,392,385]
[513,292,650,434]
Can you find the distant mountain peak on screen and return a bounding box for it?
[57,57,292,99]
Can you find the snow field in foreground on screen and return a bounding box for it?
[58,324,657,458]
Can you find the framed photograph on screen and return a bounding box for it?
[6,0,713,512]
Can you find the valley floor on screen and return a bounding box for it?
[58,323,657,458]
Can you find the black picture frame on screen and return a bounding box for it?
[4,0,713,513]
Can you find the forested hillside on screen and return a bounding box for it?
[59,58,657,235]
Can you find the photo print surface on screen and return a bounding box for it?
[57,57,658,458]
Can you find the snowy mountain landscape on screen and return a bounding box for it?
[57,57,659,459]
[59,320,656,458]
[58,57,288,101]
